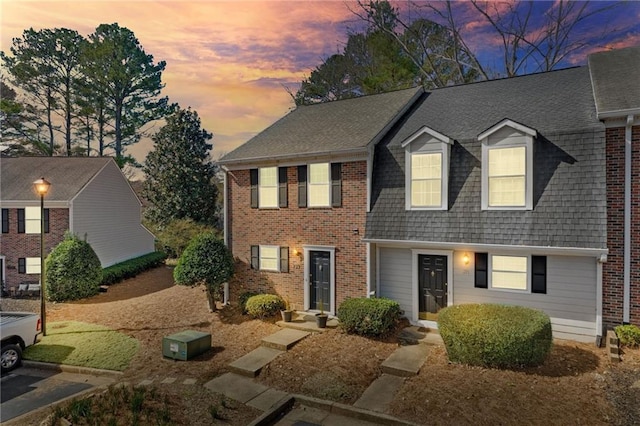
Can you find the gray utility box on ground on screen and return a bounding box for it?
[162,330,211,361]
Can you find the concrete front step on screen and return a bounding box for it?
[353,374,405,413]
[381,344,429,377]
[398,326,443,346]
[276,313,339,333]
[228,346,283,377]
[261,328,310,351]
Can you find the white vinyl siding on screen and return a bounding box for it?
[411,153,442,207]
[25,257,41,274]
[24,207,41,234]
[308,163,330,207]
[491,255,528,291]
[488,147,526,207]
[259,245,280,271]
[71,161,155,267]
[378,247,414,319]
[258,167,278,208]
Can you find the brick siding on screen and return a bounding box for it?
[603,125,640,328]
[227,161,368,311]
[1,208,69,291]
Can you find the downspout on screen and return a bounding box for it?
[623,114,633,323]
[222,168,229,305]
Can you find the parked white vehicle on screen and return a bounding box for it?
[1,312,42,372]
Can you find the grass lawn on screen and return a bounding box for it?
[24,321,138,371]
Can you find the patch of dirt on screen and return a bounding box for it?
[5,266,640,425]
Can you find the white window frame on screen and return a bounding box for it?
[479,119,536,211]
[308,162,331,208]
[258,167,278,208]
[259,245,280,272]
[25,257,41,274]
[25,206,41,234]
[402,126,452,211]
[488,254,530,293]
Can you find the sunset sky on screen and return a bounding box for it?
[2,1,639,166]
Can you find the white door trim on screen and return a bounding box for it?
[303,245,336,315]
[411,249,453,328]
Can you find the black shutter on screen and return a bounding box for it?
[18,258,26,274]
[17,209,25,233]
[531,256,547,294]
[1,209,8,233]
[331,163,342,207]
[250,169,259,208]
[278,167,288,208]
[474,253,488,288]
[298,165,307,207]
[280,247,289,273]
[251,245,259,269]
[44,209,50,233]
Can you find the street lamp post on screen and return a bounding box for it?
[33,177,51,336]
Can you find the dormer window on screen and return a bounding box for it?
[479,119,536,210]
[403,126,452,210]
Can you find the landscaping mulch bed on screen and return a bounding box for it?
[3,265,639,425]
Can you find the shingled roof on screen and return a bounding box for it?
[366,66,607,249]
[588,45,640,118]
[219,87,423,165]
[1,157,112,202]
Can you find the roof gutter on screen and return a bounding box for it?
[598,108,640,120]
[623,114,634,323]
[217,147,368,169]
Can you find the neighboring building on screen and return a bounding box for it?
[0,157,155,292]
[589,46,640,330]
[221,46,639,343]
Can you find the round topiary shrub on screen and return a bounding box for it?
[438,304,552,368]
[174,232,234,310]
[337,297,402,337]
[245,294,285,319]
[45,233,102,302]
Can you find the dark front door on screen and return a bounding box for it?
[418,254,447,320]
[310,251,330,311]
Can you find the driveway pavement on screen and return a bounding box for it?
[0,366,115,423]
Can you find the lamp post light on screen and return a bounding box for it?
[33,177,51,336]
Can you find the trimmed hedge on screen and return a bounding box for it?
[337,297,402,337]
[101,252,167,285]
[438,304,552,368]
[46,234,102,302]
[239,291,260,314]
[245,294,285,319]
[615,324,640,348]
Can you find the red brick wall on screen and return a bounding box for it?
[604,125,640,328]
[1,208,69,291]
[227,161,368,311]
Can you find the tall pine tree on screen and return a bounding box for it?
[142,107,218,226]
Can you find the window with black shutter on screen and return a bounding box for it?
[278,167,288,208]
[18,258,26,274]
[331,163,342,207]
[17,209,25,233]
[280,247,289,273]
[474,253,488,288]
[531,256,547,294]
[1,209,8,233]
[44,209,50,233]
[250,245,259,269]
[298,165,307,207]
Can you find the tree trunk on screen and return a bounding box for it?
[206,287,217,312]
[115,100,122,160]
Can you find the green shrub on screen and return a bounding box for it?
[438,304,552,368]
[146,219,218,258]
[101,252,167,285]
[615,324,640,348]
[174,233,234,310]
[337,297,402,337]
[239,291,260,314]
[46,233,102,302]
[245,294,284,319]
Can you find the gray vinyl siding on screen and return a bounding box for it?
[71,162,155,267]
[378,247,414,319]
[378,246,597,342]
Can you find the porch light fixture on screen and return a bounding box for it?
[463,253,470,265]
[33,177,51,336]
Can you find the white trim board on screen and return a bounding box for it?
[303,245,336,315]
